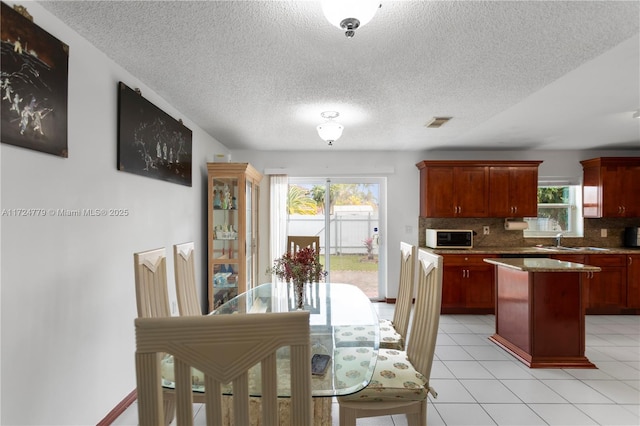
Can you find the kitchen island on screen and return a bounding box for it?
[484,258,601,368]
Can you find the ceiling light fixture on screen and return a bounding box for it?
[633,109,640,119]
[317,111,343,146]
[321,0,380,38]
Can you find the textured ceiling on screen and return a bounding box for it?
[37,0,640,151]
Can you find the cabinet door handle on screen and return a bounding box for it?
[629,257,633,266]
[622,206,626,214]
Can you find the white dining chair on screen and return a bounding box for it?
[337,249,443,426]
[334,242,415,350]
[173,241,201,316]
[133,247,177,425]
[135,311,313,425]
[378,241,416,349]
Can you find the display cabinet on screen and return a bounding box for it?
[207,162,263,312]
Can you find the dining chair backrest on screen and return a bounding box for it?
[135,311,313,426]
[287,235,320,254]
[392,242,416,341]
[173,242,201,316]
[134,247,170,319]
[406,249,443,382]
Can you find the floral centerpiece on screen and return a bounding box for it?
[268,247,325,308]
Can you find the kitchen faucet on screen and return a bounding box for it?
[555,232,563,247]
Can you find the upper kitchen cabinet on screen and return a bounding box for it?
[581,157,640,218]
[417,161,489,217]
[416,160,541,218]
[489,163,542,217]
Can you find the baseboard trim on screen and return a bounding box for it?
[97,389,137,426]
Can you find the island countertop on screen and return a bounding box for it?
[483,258,602,272]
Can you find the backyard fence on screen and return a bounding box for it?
[288,212,379,255]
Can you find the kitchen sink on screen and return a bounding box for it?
[535,246,609,252]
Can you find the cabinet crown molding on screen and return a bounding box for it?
[416,160,543,169]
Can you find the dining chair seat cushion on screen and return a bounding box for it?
[334,324,377,347]
[378,318,404,350]
[338,348,428,402]
[334,321,403,350]
[333,345,378,391]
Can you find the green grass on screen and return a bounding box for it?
[320,254,378,271]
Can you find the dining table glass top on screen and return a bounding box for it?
[161,281,380,398]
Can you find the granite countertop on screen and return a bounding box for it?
[483,258,602,272]
[423,246,640,255]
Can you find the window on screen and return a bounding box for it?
[524,184,583,238]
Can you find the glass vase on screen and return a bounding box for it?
[293,280,305,310]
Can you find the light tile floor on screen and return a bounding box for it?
[114,303,640,425]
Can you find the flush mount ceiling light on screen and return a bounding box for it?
[633,109,640,119]
[321,0,381,38]
[317,111,344,146]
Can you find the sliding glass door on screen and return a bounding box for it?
[287,177,385,300]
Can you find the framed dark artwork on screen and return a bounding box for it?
[117,82,192,187]
[1,2,69,157]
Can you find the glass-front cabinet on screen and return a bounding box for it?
[207,162,262,312]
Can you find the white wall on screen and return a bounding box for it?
[232,149,640,301]
[0,2,227,424]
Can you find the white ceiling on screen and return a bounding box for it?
[38,0,640,152]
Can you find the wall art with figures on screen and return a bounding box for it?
[117,81,192,187]
[1,2,69,157]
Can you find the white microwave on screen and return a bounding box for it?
[426,229,473,249]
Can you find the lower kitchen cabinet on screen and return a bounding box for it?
[627,254,640,310]
[442,254,498,314]
[585,255,627,314]
[551,254,627,314]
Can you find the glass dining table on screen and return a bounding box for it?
[207,281,380,398]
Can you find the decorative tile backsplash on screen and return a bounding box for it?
[418,217,640,248]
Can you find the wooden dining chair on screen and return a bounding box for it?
[173,242,201,316]
[378,242,416,350]
[287,235,320,254]
[135,311,313,426]
[337,249,443,426]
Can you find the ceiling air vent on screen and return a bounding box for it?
[425,117,452,128]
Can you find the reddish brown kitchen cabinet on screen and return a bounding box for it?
[416,160,541,218]
[441,254,497,313]
[417,163,489,217]
[489,165,540,217]
[584,255,627,313]
[553,254,627,313]
[627,255,640,309]
[581,157,640,218]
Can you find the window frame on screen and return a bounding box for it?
[523,182,583,238]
